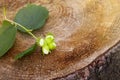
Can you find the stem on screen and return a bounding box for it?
[5,18,37,40]
[3,7,7,19]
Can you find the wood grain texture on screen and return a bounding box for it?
[0,0,120,80]
[54,41,120,80]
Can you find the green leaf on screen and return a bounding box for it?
[0,20,17,57]
[14,4,49,32]
[15,43,36,60]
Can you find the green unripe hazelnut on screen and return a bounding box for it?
[48,42,56,50]
[42,45,50,55]
[45,34,54,44]
[39,38,45,47]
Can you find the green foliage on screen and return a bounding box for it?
[0,20,17,57]
[15,43,36,60]
[14,4,49,32]
[0,4,56,59]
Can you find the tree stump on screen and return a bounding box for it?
[54,41,120,80]
[0,0,120,80]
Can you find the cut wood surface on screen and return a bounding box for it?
[0,0,120,80]
[54,41,120,80]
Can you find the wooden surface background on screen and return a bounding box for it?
[0,0,120,80]
[54,41,120,80]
